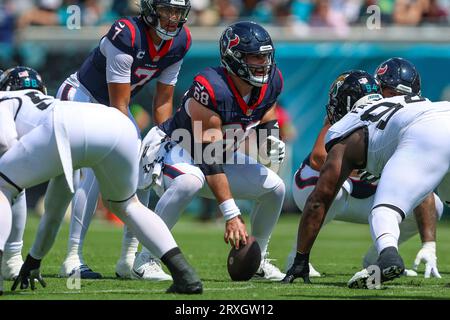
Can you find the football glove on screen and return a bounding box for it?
[266,135,285,164]
[356,169,379,183]
[11,254,47,291]
[281,252,311,284]
[413,241,441,278]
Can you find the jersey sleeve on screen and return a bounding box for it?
[186,73,218,111]
[106,18,136,56]
[100,37,134,84]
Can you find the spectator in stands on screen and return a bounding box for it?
[393,0,430,25]
[309,0,350,35]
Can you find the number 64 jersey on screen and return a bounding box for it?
[325,94,450,177]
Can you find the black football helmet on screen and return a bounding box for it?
[0,66,47,94]
[140,0,190,40]
[220,21,275,87]
[374,57,421,95]
[326,70,382,124]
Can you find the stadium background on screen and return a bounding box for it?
[2,0,450,218]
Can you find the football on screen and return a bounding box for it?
[227,236,261,281]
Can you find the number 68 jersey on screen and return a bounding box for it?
[325,94,450,177]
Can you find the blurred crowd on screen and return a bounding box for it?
[0,0,449,38]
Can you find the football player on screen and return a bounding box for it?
[283,69,450,288]
[0,68,27,282]
[137,21,287,281]
[286,58,442,279]
[49,0,192,280]
[0,67,202,295]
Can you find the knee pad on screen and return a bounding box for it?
[370,205,403,224]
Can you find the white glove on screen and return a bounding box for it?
[266,135,285,164]
[413,241,441,278]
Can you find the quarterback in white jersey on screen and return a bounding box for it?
[0,67,202,295]
[283,70,450,289]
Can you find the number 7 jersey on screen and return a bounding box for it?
[77,16,192,106]
[325,94,450,177]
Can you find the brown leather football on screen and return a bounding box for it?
[227,236,261,281]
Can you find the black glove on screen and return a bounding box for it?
[281,252,311,284]
[11,254,46,291]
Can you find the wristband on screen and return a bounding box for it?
[219,199,241,221]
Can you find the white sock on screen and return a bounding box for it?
[119,225,139,261]
[109,196,177,258]
[250,182,285,261]
[369,206,402,254]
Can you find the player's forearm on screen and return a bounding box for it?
[153,100,172,125]
[205,173,234,204]
[297,199,327,254]
[414,193,437,243]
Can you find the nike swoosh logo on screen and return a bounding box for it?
[198,84,205,90]
[132,269,145,278]
[118,22,125,28]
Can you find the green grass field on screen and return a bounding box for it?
[2,214,450,300]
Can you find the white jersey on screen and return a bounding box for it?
[0,90,56,156]
[325,95,450,176]
[0,89,114,192]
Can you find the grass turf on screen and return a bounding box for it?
[2,214,450,300]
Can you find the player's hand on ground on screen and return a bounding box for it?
[224,215,248,249]
[282,252,311,284]
[11,254,47,291]
[413,242,441,278]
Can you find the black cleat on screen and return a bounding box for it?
[348,247,404,289]
[377,246,405,282]
[166,281,203,294]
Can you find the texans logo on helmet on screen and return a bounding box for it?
[227,34,240,50]
[377,65,388,75]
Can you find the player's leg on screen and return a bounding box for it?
[91,119,202,293]
[56,73,103,279]
[132,144,205,281]
[285,166,349,275]
[60,168,101,279]
[219,153,286,281]
[115,188,148,279]
[0,121,72,290]
[1,191,26,280]
[350,119,450,288]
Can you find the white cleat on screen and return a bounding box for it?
[115,256,134,279]
[253,255,286,281]
[60,256,102,279]
[1,250,23,280]
[403,269,418,277]
[309,263,321,277]
[347,268,382,290]
[131,252,172,281]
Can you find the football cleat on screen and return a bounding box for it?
[253,254,286,281]
[308,263,321,277]
[115,256,134,279]
[131,252,172,281]
[348,246,405,289]
[166,281,203,294]
[1,250,24,280]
